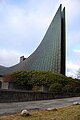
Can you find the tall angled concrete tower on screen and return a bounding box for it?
[0,4,66,75]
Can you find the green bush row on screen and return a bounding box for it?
[10,70,80,93]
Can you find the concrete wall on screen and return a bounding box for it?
[0,89,80,103]
[0,76,9,89]
[1,82,9,89]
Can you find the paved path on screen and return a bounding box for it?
[0,97,80,115]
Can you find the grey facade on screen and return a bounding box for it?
[0,4,66,75]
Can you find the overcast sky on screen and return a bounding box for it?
[0,0,80,78]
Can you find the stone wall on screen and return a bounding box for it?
[0,89,80,103]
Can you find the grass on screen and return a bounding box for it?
[0,105,80,120]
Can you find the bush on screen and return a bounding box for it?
[11,71,31,87]
[62,84,74,93]
[74,87,80,93]
[10,70,80,93]
[49,83,63,92]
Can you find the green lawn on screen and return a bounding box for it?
[0,105,80,120]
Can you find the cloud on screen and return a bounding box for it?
[67,62,79,70]
[0,0,59,67]
[68,31,80,46]
[74,49,80,53]
[0,49,28,67]
[66,61,79,78]
[0,0,54,54]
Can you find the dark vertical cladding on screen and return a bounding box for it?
[0,4,66,75]
[61,7,66,75]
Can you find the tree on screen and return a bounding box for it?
[76,68,80,79]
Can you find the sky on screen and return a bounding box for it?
[0,0,80,78]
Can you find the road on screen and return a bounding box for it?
[0,97,80,115]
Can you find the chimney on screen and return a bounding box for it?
[20,56,26,63]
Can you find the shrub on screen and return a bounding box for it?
[62,84,74,93]
[11,71,31,87]
[49,83,63,92]
[10,70,80,93]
